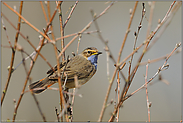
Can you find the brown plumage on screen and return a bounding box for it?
[29,47,102,94]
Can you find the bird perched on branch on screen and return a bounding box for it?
[29,47,102,94]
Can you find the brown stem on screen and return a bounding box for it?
[1,1,23,106]
[98,2,138,122]
[145,62,150,122]
[40,1,48,23]
[11,2,62,121]
[63,1,79,28]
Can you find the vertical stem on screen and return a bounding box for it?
[1,1,23,106]
[117,70,120,122]
[145,62,150,122]
[57,1,65,61]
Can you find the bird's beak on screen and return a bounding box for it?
[97,51,102,55]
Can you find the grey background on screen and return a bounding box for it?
[1,1,181,122]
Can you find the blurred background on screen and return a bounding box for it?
[1,1,181,122]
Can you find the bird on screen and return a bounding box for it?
[29,47,102,94]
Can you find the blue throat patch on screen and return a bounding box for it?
[87,55,99,69]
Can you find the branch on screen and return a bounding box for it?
[1,1,23,106]
[98,2,138,121]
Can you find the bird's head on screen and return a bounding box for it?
[81,47,102,58]
[81,47,102,69]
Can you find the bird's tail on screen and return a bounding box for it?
[29,77,53,94]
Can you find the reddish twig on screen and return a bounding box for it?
[123,42,181,101]
[1,1,23,106]
[128,2,146,81]
[108,2,181,122]
[98,2,138,121]
[1,12,56,78]
[57,1,115,59]
[145,60,150,122]
[40,1,48,23]
[11,2,62,121]
[55,30,99,41]
[56,1,65,61]
[2,2,54,44]
[63,1,79,28]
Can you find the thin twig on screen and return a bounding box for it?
[1,1,23,106]
[2,2,54,44]
[146,1,155,40]
[90,8,126,80]
[55,30,99,41]
[55,107,60,122]
[11,2,62,121]
[1,12,56,78]
[98,2,138,121]
[46,1,68,121]
[76,34,82,55]
[63,1,79,28]
[56,1,64,121]
[145,60,150,122]
[146,1,179,52]
[140,48,181,66]
[56,1,65,61]
[57,1,115,59]
[130,1,180,82]
[116,70,120,122]
[40,1,48,23]
[128,2,146,82]
[108,2,181,122]
[124,43,181,101]
[1,18,13,48]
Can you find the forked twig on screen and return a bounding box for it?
[108,1,181,122]
[57,1,115,59]
[1,1,23,106]
[98,2,138,121]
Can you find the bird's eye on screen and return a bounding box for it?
[88,50,91,54]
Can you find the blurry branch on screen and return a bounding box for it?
[116,71,120,122]
[1,19,13,48]
[146,1,155,40]
[1,1,23,106]
[2,2,54,44]
[1,13,56,79]
[90,7,126,80]
[63,1,78,28]
[40,1,48,23]
[146,1,179,51]
[145,61,150,122]
[140,48,181,66]
[55,30,99,41]
[108,1,181,122]
[76,34,82,55]
[55,107,60,122]
[98,2,138,121]
[20,50,46,121]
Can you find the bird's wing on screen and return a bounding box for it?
[46,59,68,75]
[47,55,96,81]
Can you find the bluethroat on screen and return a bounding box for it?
[29,47,102,94]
